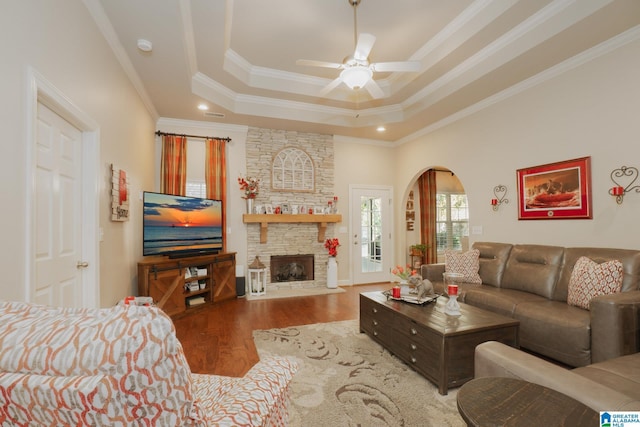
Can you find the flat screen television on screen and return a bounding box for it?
[143,192,223,258]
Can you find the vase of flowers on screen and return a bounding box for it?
[324,238,340,257]
[391,264,418,284]
[238,176,260,213]
[324,238,340,288]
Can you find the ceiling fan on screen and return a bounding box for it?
[296,0,421,99]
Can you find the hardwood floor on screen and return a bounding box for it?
[172,283,390,377]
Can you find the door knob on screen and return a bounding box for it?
[77,261,89,269]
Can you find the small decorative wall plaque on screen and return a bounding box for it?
[111,164,129,221]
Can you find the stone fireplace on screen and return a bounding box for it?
[270,255,314,283]
[244,127,336,291]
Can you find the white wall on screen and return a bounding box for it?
[393,35,640,261]
[334,138,396,282]
[0,1,155,305]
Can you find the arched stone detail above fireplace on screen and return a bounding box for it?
[271,147,315,192]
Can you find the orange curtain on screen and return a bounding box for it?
[418,169,438,264]
[160,135,187,195]
[205,138,227,252]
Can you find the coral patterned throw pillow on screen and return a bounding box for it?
[567,256,623,310]
[444,249,482,284]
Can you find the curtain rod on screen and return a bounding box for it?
[430,168,454,176]
[155,130,231,142]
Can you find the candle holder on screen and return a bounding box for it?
[609,166,639,204]
[443,273,463,316]
[491,185,509,211]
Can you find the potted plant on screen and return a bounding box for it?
[410,244,428,256]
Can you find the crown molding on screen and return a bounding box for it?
[396,24,640,146]
[179,0,198,76]
[334,134,393,148]
[156,117,248,135]
[402,0,609,115]
[192,72,405,128]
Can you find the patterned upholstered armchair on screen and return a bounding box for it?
[0,301,298,426]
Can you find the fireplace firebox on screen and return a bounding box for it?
[270,254,314,283]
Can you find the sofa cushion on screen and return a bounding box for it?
[472,242,513,287]
[444,249,482,284]
[568,256,623,310]
[572,352,640,406]
[463,287,546,317]
[192,356,298,426]
[501,244,564,299]
[514,300,592,367]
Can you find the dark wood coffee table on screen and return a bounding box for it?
[359,291,519,395]
[457,377,598,426]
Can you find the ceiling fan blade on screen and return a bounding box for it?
[296,59,343,69]
[371,61,421,73]
[319,77,344,97]
[364,79,384,99]
[354,33,376,61]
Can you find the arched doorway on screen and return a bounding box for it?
[406,168,469,266]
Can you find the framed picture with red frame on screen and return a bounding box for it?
[516,156,592,220]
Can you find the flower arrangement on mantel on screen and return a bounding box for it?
[324,238,340,257]
[238,176,260,199]
[392,264,419,282]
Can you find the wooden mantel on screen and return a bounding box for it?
[242,214,342,244]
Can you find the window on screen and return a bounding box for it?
[186,181,206,198]
[185,139,206,198]
[435,193,469,253]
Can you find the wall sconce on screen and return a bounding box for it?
[491,185,509,211]
[609,166,639,204]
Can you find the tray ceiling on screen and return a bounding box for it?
[89,0,640,142]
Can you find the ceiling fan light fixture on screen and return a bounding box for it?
[340,66,372,89]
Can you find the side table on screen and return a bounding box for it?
[457,377,598,427]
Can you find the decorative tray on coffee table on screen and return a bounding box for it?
[383,290,441,305]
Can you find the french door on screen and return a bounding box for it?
[350,186,392,284]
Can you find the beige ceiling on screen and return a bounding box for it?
[89,0,640,142]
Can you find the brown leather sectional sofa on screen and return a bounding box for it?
[474,340,640,410]
[421,242,640,367]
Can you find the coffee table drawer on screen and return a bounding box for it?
[360,295,396,345]
[390,317,441,381]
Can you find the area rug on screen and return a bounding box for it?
[253,320,465,426]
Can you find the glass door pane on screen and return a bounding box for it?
[360,196,382,273]
[351,186,392,284]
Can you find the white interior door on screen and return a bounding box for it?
[34,103,85,308]
[350,186,393,284]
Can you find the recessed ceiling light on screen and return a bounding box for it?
[197,104,209,111]
[376,126,386,132]
[137,39,153,52]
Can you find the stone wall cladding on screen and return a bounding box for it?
[245,127,336,290]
